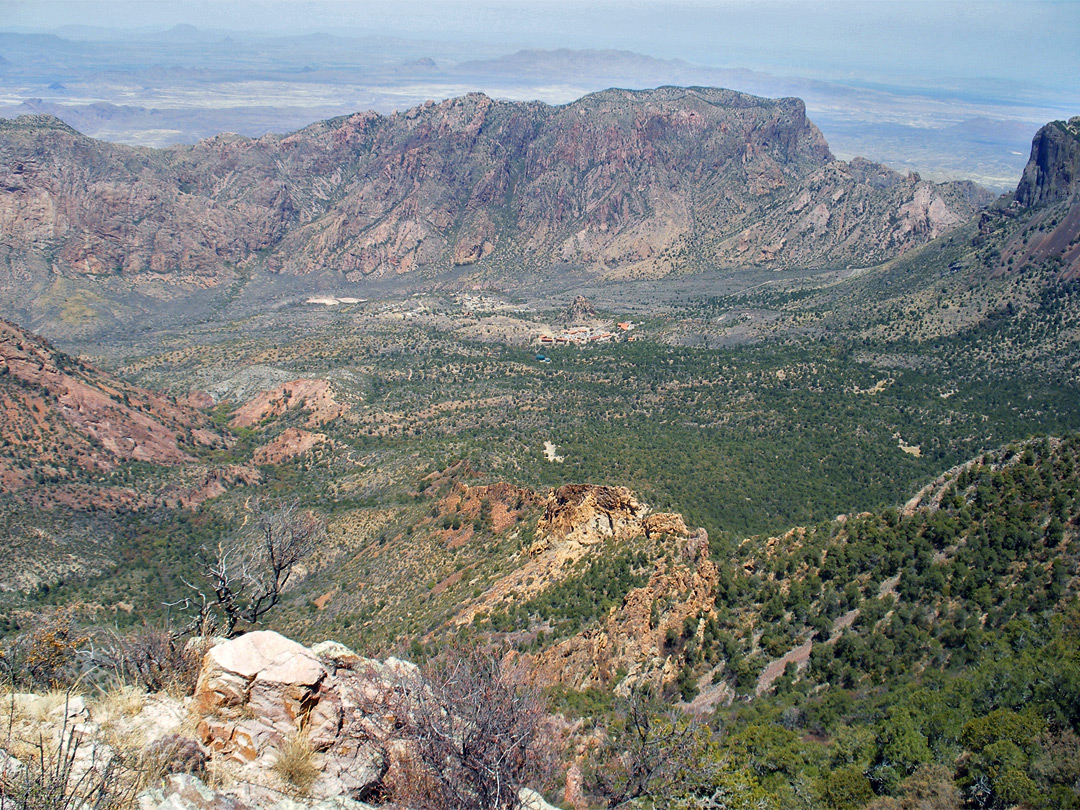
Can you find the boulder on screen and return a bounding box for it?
[190,632,420,801]
[195,631,327,761]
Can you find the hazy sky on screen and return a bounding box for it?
[3,1,1078,96]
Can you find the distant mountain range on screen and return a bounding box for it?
[0,87,995,328]
[1,30,1062,184]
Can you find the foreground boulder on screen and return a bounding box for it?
[196,631,327,761]
[193,631,419,803]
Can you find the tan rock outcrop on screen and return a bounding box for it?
[453,484,711,688]
[195,632,327,759]
[530,528,718,695]
[229,380,348,430]
[192,632,419,801]
[642,512,689,538]
[252,428,328,465]
[534,484,644,550]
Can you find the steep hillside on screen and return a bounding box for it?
[0,318,259,590]
[691,436,1080,810]
[474,438,1080,809]
[0,88,992,331]
[678,114,1080,374]
[0,319,225,493]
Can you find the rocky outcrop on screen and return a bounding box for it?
[1016,117,1080,208]
[532,484,645,551]
[642,511,689,538]
[193,631,416,803]
[563,295,597,325]
[2,632,562,810]
[971,119,1080,281]
[0,87,993,310]
[453,483,710,690]
[433,480,718,696]
[229,380,348,430]
[253,428,328,465]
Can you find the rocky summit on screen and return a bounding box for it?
[1015,116,1080,209]
[0,87,993,316]
[969,116,1080,282]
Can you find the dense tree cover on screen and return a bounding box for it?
[480,550,650,639]
[618,435,1080,810]
[703,607,1080,810]
[15,319,1077,651]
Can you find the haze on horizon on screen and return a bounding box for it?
[2,0,1077,190]
[6,0,1079,95]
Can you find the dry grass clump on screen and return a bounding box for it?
[0,688,29,729]
[26,690,67,723]
[94,684,146,724]
[272,733,319,796]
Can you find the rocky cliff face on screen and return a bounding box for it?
[0,116,273,283]
[0,87,993,309]
[1015,117,1080,208]
[442,482,718,696]
[971,116,1080,281]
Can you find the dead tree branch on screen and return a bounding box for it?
[177,500,322,638]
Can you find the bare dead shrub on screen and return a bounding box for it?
[174,499,323,638]
[87,623,201,696]
[587,688,704,810]
[396,646,549,810]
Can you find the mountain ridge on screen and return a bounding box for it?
[0,86,994,331]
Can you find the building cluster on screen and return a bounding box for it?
[537,321,637,347]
